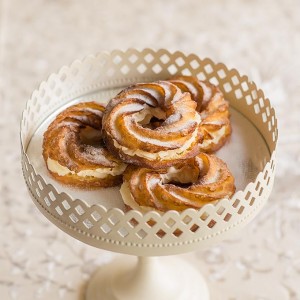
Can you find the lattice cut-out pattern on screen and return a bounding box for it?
[21,49,278,256]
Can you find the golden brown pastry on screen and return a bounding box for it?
[121,153,235,212]
[102,81,203,169]
[168,76,231,152]
[43,102,127,188]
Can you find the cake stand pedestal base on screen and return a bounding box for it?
[86,256,209,300]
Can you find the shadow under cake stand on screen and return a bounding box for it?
[21,49,278,300]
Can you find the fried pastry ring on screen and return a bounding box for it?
[168,76,231,152]
[43,102,127,188]
[102,81,202,169]
[121,153,235,212]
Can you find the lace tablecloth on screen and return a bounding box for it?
[1,0,299,299]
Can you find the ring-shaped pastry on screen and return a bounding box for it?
[121,153,235,212]
[102,81,202,169]
[168,76,231,152]
[43,102,127,188]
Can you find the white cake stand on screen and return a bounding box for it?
[21,49,278,300]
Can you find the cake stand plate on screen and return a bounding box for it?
[21,49,278,299]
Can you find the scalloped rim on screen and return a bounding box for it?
[20,48,278,216]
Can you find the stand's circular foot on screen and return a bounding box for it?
[86,256,209,300]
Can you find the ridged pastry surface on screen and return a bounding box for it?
[102,81,203,168]
[168,76,231,152]
[43,102,127,188]
[121,153,235,212]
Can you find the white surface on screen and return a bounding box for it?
[1,0,299,299]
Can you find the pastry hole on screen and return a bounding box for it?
[162,164,199,187]
[136,107,166,129]
[79,126,103,147]
[142,116,165,129]
[55,206,63,216]
[166,181,193,188]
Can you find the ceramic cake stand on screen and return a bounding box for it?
[21,49,278,300]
